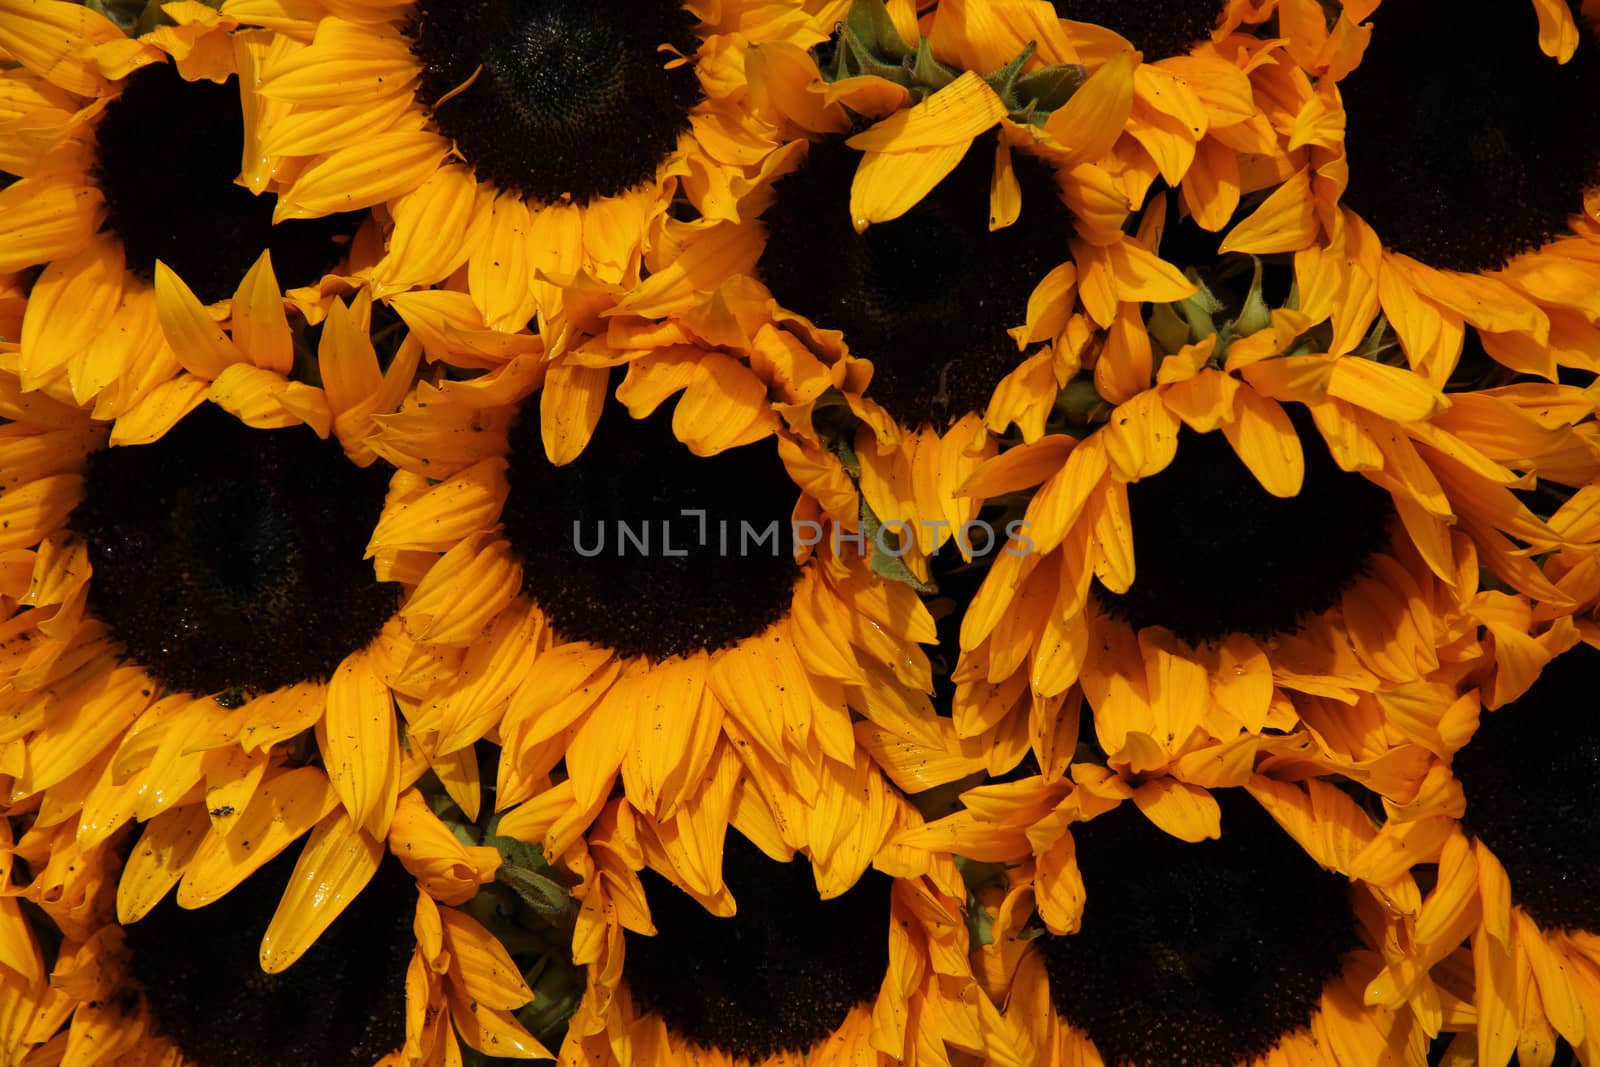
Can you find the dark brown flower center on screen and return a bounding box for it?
[70,405,398,699]
[409,0,703,204]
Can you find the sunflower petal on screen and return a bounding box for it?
[258,808,382,973]
[317,648,401,839]
[274,129,450,222]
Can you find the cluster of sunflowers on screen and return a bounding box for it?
[2,0,1600,1064]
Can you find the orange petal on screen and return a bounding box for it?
[540,362,610,466]
[1220,390,1304,497]
[154,260,244,377]
[1218,168,1317,255]
[850,141,970,230]
[258,807,382,973]
[847,71,1004,153]
[116,803,209,923]
[441,907,535,1011]
[0,175,102,281]
[231,250,293,374]
[1131,778,1220,842]
[274,129,449,222]
[0,0,122,96]
[1043,51,1136,166]
[176,766,339,908]
[316,648,401,839]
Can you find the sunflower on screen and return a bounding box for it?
[0,346,515,957]
[0,0,377,420]
[1269,0,1600,383]
[363,344,939,881]
[922,0,1303,231]
[228,0,826,333]
[912,775,1451,1067]
[1365,637,1600,1067]
[5,784,548,1065]
[495,774,995,1067]
[909,233,1600,784]
[592,34,1199,588]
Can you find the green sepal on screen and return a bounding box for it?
[953,857,1010,950]
[1175,271,1225,344]
[811,390,862,476]
[822,0,1083,118]
[1148,300,1191,356]
[826,0,914,84]
[484,827,578,924]
[1053,376,1112,430]
[860,498,938,594]
[1012,62,1087,117]
[909,36,958,94]
[983,42,1035,105]
[516,953,585,1057]
[1357,311,1393,358]
[1233,256,1271,337]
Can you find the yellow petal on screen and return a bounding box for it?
[1100,389,1179,482]
[1531,0,1579,62]
[109,373,208,445]
[231,250,293,374]
[18,233,123,391]
[1220,390,1304,497]
[274,129,449,222]
[154,260,244,377]
[541,363,610,466]
[117,804,210,923]
[317,291,382,416]
[1043,51,1135,166]
[615,219,763,318]
[1218,168,1317,255]
[207,362,298,428]
[446,978,549,1060]
[989,136,1021,230]
[0,0,122,96]
[259,19,417,103]
[673,355,777,455]
[442,906,535,1011]
[850,140,971,230]
[259,807,382,973]
[0,173,101,273]
[1131,778,1220,842]
[372,164,486,295]
[316,648,401,839]
[400,534,520,646]
[1326,356,1446,422]
[175,766,339,908]
[847,71,1005,153]
[467,192,539,332]
[1106,235,1196,302]
[366,457,507,555]
[389,789,496,906]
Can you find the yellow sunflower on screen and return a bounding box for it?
[0,0,378,420]
[1266,0,1600,383]
[924,0,1300,230]
[911,775,1451,1067]
[895,236,1600,786]
[591,38,1198,587]
[363,344,939,879]
[5,785,548,1065]
[0,349,513,953]
[229,0,825,331]
[1366,637,1600,1067]
[500,781,995,1067]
